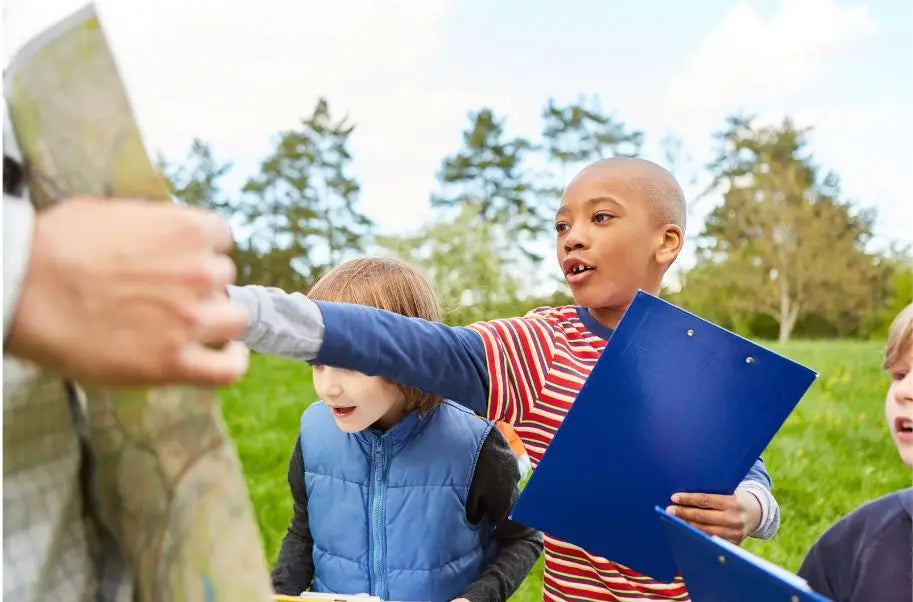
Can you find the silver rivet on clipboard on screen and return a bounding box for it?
[717,555,726,564]
[745,356,755,364]
[686,329,695,337]
[791,597,799,602]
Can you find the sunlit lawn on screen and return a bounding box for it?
[221,340,911,601]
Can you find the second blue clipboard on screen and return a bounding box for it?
[509,290,817,582]
[656,507,831,601]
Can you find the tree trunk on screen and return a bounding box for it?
[778,310,796,342]
[778,277,800,342]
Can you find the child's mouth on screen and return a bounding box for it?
[332,406,356,418]
[895,417,913,441]
[566,265,595,284]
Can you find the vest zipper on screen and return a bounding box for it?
[370,436,389,600]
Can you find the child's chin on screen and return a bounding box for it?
[335,420,367,434]
[569,282,614,308]
[898,446,913,469]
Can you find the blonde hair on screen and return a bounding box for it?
[884,302,913,371]
[307,257,443,413]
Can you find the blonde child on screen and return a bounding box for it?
[269,258,542,602]
[798,303,913,602]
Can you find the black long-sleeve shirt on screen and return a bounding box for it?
[271,426,543,601]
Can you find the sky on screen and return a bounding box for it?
[4,0,911,290]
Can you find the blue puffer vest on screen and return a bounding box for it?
[300,399,498,602]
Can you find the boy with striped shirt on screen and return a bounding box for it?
[229,157,780,601]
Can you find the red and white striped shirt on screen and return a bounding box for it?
[471,305,691,602]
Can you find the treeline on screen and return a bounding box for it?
[159,97,911,340]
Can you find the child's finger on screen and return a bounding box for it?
[669,514,743,541]
[669,492,730,510]
[665,505,742,528]
[687,521,743,543]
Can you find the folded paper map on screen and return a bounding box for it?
[4,4,273,601]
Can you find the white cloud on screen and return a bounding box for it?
[106,0,465,235]
[659,0,910,262]
[4,0,476,233]
[667,0,877,122]
[4,0,907,271]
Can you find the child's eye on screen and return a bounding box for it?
[311,364,324,372]
[593,212,615,224]
[555,221,570,233]
[893,370,909,382]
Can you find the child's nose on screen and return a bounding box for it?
[319,367,345,397]
[563,227,588,252]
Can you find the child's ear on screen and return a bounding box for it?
[655,224,684,267]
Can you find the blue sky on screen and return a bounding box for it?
[5,0,911,289]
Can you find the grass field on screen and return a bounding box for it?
[220,340,911,601]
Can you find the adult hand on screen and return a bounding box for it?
[6,196,250,386]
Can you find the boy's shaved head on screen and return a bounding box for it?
[557,156,687,323]
[572,157,687,232]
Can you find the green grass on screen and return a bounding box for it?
[220,340,911,601]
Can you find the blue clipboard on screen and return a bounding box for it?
[656,507,832,601]
[509,291,817,581]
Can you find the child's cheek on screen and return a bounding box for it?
[884,385,894,425]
